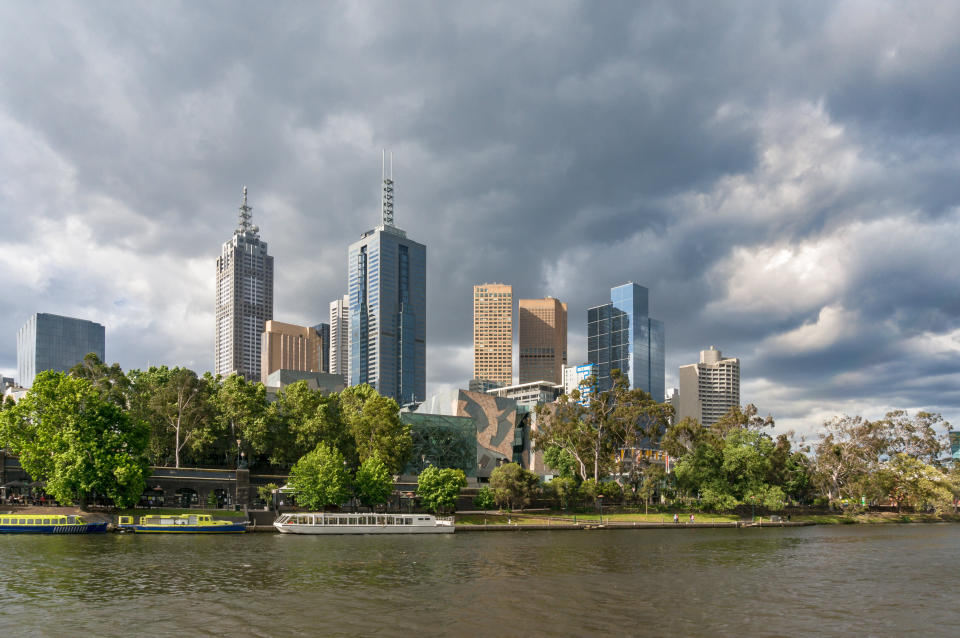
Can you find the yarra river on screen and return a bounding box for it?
[1,525,959,637]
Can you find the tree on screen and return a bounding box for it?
[0,371,149,507]
[534,370,672,482]
[417,466,466,514]
[880,454,954,513]
[543,476,578,511]
[812,415,889,503]
[69,352,130,408]
[288,442,352,510]
[489,462,540,510]
[354,452,394,508]
[637,463,666,514]
[542,445,577,479]
[340,384,412,474]
[473,487,497,510]
[269,381,353,467]
[215,374,271,465]
[149,367,218,468]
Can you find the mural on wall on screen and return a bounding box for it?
[456,390,517,477]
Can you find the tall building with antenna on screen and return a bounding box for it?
[215,187,274,380]
[347,152,426,405]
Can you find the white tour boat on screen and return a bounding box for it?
[273,512,454,534]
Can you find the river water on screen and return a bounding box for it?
[1,524,958,637]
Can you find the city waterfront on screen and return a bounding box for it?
[1,524,958,637]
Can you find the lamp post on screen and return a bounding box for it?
[597,493,604,522]
[236,438,241,469]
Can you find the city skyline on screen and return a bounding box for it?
[2,3,960,437]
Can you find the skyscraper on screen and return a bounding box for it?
[677,346,740,428]
[587,282,665,400]
[348,154,426,405]
[17,313,105,388]
[518,297,567,384]
[215,187,274,381]
[260,320,323,383]
[473,283,513,387]
[329,294,349,384]
[313,323,330,374]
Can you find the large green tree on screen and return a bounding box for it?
[354,452,394,508]
[215,374,272,465]
[534,370,672,482]
[0,371,149,507]
[417,466,466,514]
[288,442,352,510]
[69,352,131,408]
[340,384,412,474]
[270,381,352,467]
[489,462,540,510]
[148,367,218,467]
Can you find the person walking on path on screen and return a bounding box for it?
[673,513,679,524]
[689,514,695,524]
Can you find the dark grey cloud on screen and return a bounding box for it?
[2,1,960,434]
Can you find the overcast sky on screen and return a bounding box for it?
[2,1,959,437]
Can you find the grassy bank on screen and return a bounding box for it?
[792,511,960,524]
[456,511,739,526]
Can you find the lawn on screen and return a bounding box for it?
[455,511,740,525]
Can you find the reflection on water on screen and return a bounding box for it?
[1,525,959,637]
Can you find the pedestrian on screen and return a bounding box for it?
[673,513,679,524]
[689,513,695,524]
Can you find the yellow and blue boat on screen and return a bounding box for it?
[0,513,108,534]
[117,513,246,533]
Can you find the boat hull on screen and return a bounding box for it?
[119,523,247,533]
[275,523,453,535]
[0,522,108,534]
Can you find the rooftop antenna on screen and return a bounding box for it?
[237,186,257,235]
[381,149,394,227]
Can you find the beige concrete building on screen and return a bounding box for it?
[677,346,740,428]
[329,294,349,384]
[473,283,513,387]
[260,320,323,384]
[518,297,567,384]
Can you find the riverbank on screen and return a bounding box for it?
[5,506,959,531]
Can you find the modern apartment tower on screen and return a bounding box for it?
[587,283,665,400]
[348,154,426,405]
[473,284,513,387]
[518,297,567,384]
[215,187,274,381]
[329,294,349,384]
[16,313,105,388]
[260,320,323,384]
[677,346,740,428]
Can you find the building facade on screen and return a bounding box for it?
[215,187,274,381]
[348,161,426,405]
[518,297,567,384]
[313,323,330,374]
[587,282,665,400]
[260,320,323,383]
[562,363,597,404]
[473,283,513,387]
[329,294,349,384]
[16,313,105,388]
[677,346,740,428]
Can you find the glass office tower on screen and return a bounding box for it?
[587,283,664,400]
[17,313,105,388]
[348,162,426,405]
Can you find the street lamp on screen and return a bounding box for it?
[597,493,604,520]
[236,438,241,469]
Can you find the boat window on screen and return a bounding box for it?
[406,518,414,525]
[19,519,25,525]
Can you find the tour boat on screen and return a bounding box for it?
[0,513,108,534]
[273,512,455,534]
[117,513,247,533]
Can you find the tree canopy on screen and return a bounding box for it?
[0,371,149,507]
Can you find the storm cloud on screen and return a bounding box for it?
[2,1,959,436]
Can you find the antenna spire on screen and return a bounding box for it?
[381,149,394,227]
[237,186,255,234]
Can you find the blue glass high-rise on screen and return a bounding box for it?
[587,283,664,401]
[347,166,426,406]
